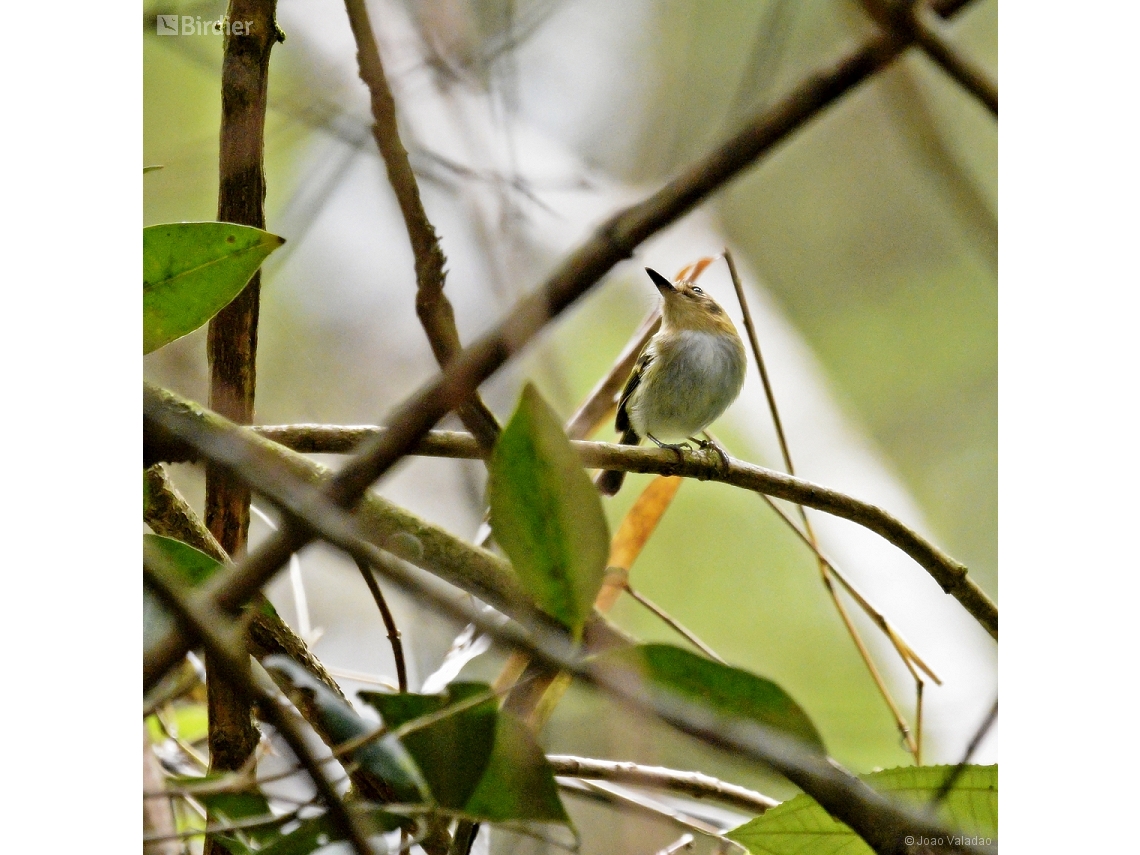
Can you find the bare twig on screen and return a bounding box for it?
[344,0,500,449]
[723,249,919,758]
[143,556,376,855]
[932,699,997,806]
[144,397,993,855]
[353,557,409,692]
[548,755,776,815]
[623,584,726,665]
[656,834,695,855]
[913,1,997,116]
[560,778,727,838]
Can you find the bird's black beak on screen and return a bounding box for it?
[646,267,674,293]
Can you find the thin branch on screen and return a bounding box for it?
[559,778,728,839]
[185,0,985,664]
[353,558,409,692]
[344,0,500,450]
[143,399,993,855]
[724,249,923,757]
[913,1,997,116]
[149,409,994,641]
[656,834,695,855]
[143,556,376,855]
[932,699,997,806]
[624,584,726,665]
[547,755,776,815]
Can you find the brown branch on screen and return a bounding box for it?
[547,755,777,815]
[202,0,283,812]
[353,557,409,692]
[860,0,996,117]
[174,421,996,640]
[143,391,993,855]
[344,0,500,450]
[143,725,179,855]
[143,0,987,687]
[143,555,375,855]
[913,1,997,115]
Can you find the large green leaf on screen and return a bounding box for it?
[599,644,825,752]
[488,383,609,638]
[262,657,431,806]
[727,765,997,854]
[143,221,284,353]
[358,683,570,824]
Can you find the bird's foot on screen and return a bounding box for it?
[647,433,691,463]
[689,435,730,474]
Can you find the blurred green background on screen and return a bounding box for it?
[144,0,996,850]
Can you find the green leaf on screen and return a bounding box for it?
[727,765,997,855]
[599,644,825,752]
[357,684,569,824]
[488,383,609,638]
[256,808,403,855]
[144,534,223,586]
[144,535,224,650]
[169,775,276,853]
[358,683,497,811]
[143,221,284,353]
[262,656,431,806]
[463,711,569,824]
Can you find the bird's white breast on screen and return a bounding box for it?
[627,329,746,441]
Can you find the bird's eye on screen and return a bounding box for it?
[691,286,704,295]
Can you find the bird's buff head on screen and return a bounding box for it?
[645,267,736,335]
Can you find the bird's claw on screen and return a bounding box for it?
[690,436,730,474]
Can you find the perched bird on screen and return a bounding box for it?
[597,267,747,496]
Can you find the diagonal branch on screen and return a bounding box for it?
[344,0,500,449]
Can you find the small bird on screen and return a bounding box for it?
[597,266,747,496]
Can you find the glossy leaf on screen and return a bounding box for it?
[262,657,431,806]
[358,683,497,811]
[489,383,610,638]
[143,221,284,353]
[727,765,997,854]
[600,644,825,752]
[358,683,569,824]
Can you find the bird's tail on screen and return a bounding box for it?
[596,428,640,496]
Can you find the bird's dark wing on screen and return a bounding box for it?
[615,348,653,434]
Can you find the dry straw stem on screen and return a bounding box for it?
[343,0,500,449]
[191,0,984,649]
[722,248,920,758]
[547,755,777,815]
[143,390,993,855]
[143,555,375,855]
[229,422,997,641]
